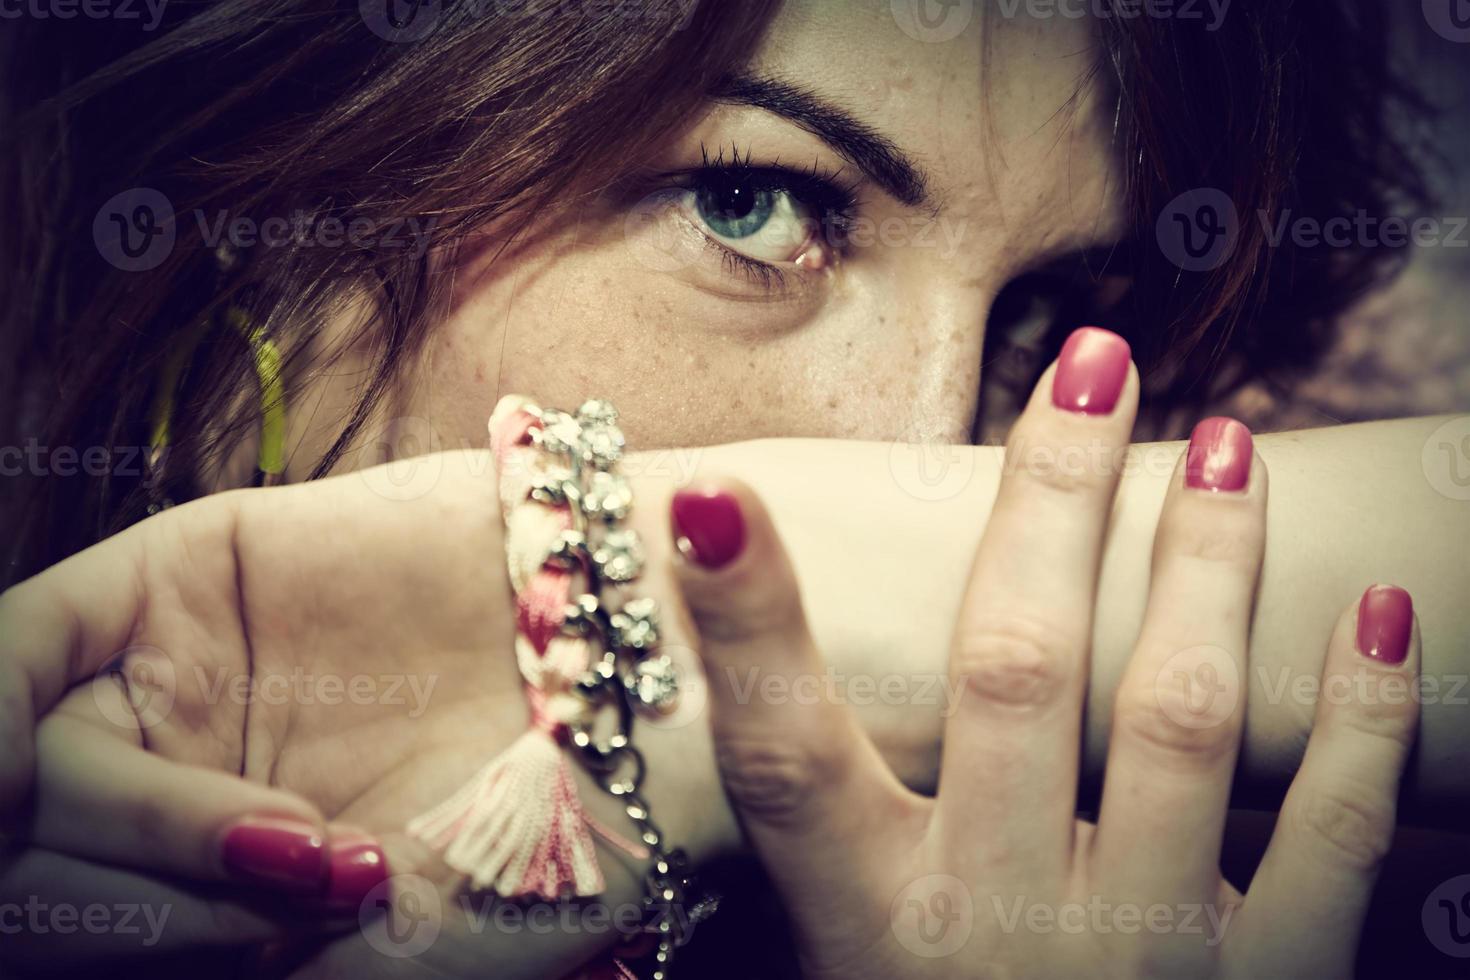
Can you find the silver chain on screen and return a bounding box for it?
[529,399,709,979]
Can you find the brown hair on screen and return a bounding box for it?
[0,0,1430,585]
[0,0,782,584]
[980,1,1432,441]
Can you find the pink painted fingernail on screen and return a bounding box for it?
[1051,326,1131,415]
[220,816,328,893]
[323,833,389,911]
[1185,417,1253,492]
[1356,585,1413,666]
[671,488,746,570]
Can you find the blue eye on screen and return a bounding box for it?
[683,176,818,264]
[694,182,776,240]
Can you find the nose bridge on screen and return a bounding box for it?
[890,274,993,445]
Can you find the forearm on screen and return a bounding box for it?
[636,417,1468,835]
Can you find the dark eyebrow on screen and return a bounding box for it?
[712,74,933,210]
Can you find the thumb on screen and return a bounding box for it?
[670,482,916,905]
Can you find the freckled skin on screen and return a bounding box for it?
[289,1,1123,476]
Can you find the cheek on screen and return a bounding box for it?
[419,247,979,450]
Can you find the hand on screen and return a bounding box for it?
[676,327,1421,978]
[0,450,699,977]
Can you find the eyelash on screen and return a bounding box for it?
[673,143,862,291]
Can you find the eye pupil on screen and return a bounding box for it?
[710,183,754,220]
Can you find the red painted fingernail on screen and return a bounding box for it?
[1051,326,1131,415]
[323,833,389,911]
[220,817,328,893]
[1357,585,1413,665]
[1185,417,1253,492]
[671,488,746,569]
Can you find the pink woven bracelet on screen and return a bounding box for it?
[406,396,705,980]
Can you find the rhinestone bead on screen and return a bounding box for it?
[582,470,633,520]
[628,654,680,713]
[561,593,601,635]
[593,528,643,582]
[580,422,625,467]
[576,399,619,426]
[535,410,582,455]
[609,596,659,650]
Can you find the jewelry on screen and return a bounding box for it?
[407,396,702,979]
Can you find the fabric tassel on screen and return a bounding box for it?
[407,395,608,900]
[406,708,604,899]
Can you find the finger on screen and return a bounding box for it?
[938,326,1137,871]
[1093,419,1265,903]
[670,481,921,931]
[1239,586,1420,976]
[31,684,388,912]
[0,498,236,813]
[0,846,356,966]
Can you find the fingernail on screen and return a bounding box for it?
[323,833,389,911]
[671,488,746,569]
[220,816,328,893]
[1185,417,1253,492]
[1051,326,1131,415]
[1357,585,1413,665]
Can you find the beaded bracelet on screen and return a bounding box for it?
[407,396,706,979]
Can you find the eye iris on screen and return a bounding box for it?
[695,180,774,240]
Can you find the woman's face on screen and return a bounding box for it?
[305,1,1124,472]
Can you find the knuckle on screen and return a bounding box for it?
[951,616,1077,710]
[1161,511,1263,570]
[1008,442,1111,499]
[1113,679,1240,766]
[1326,670,1420,749]
[1334,696,1418,752]
[1292,786,1396,872]
[714,732,833,828]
